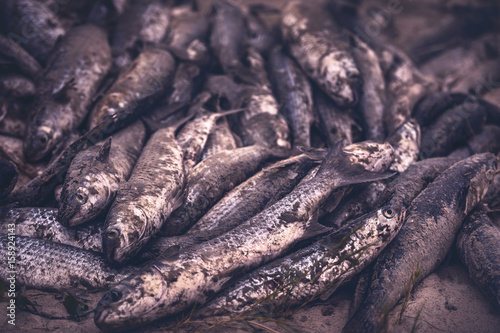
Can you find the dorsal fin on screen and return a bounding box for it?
[97,138,112,163]
[52,77,76,102]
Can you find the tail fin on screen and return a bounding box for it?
[343,306,383,333]
[316,142,396,187]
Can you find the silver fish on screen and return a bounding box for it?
[0,207,102,253]
[94,143,395,331]
[282,1,360,107]
[23,24,112,162]
[103,123,185,265]
[58,121,146,227]
[0,234,134,291]
[197,205,405,317]
[387,118,421,173]
[88,48,175,129]
[456,205,500,309]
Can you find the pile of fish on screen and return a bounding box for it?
[0,0,499,332]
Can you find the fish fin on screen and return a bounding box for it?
[349,266,373,319]
[96,138,112,163]
[301,214,333,241]
[316,141,397,187]
[209,108,245,120]
[343,305,386,333]
[52,77,76,102]
[321,188,347,213]
[296,147,329,161]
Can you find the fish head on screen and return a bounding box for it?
[57,184,88,227]
[23,122,57,162]
[464,153,500,213]
[343,142,395,172]
[320,53,361,108]
[89,92,131,129]
[94,265,170,331]
[376,205,407,240]
[104,204,149,265]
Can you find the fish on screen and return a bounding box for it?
[166,62,202,111]
[111,0,171,69]
[0,0,66,64]
[383,45,438,134]
[153,153,322,257]
[420,101,488,158]
[412,92,468,127]
[88,48,175,129]
[351,35,386,141]
[449,124,500,159]
[387,118,421,173]
[103,122,185,265]
[343,153,498,333]
[313,89,358,146]
[94,143,396,331]
[456,204,500,309]
[268,47,314,150]
[164,5,210,64]
[58,121,146,227]
[210,1,255,85]
[281,1,360,107]
[0,234,134,291]
[0,207,103,253]
[0,73,36,99]
[152,142,396,259]
[200,118,240,160]
[0,33,41,78]
[323,156,462,229]
[178,110,243,174]
[23,24,112,162]
[161,142,290,236]
[0,159,17,199]
[197,205,406,317]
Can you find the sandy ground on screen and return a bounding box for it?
[1,0,499,332]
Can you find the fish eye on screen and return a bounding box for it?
[38,134,48,146]
[76,191,88,204]
[383,207,396,219]
[109,289,122,302]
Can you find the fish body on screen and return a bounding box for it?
[200,118,240,160]
[94,143,395,331]
[103,125,184,265]
[420,102,487,158]
[387,118,421,173]
[0,159,17,199]
[281,1,360,107]
[210,1,253,84]
[269,48,314,150]
[0,73,36,99]
[352,36,386,141]
[0,0,66,64]
[88,48,175,129]
[23,24,111,162]
[344,153,498,333]
[0,33,42,77]
[383,45,437,134]
[1,207,102,253]
[111,0,171,69]
[0,234,133,291]
[198,206,405,317]
[162,144,289,236]
[456,205,500,309]
[314,89,357,146]
[58,121,146,227]
[412,92,468,127]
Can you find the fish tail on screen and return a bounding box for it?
[317,141,396,186]
[342,305,383,333]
